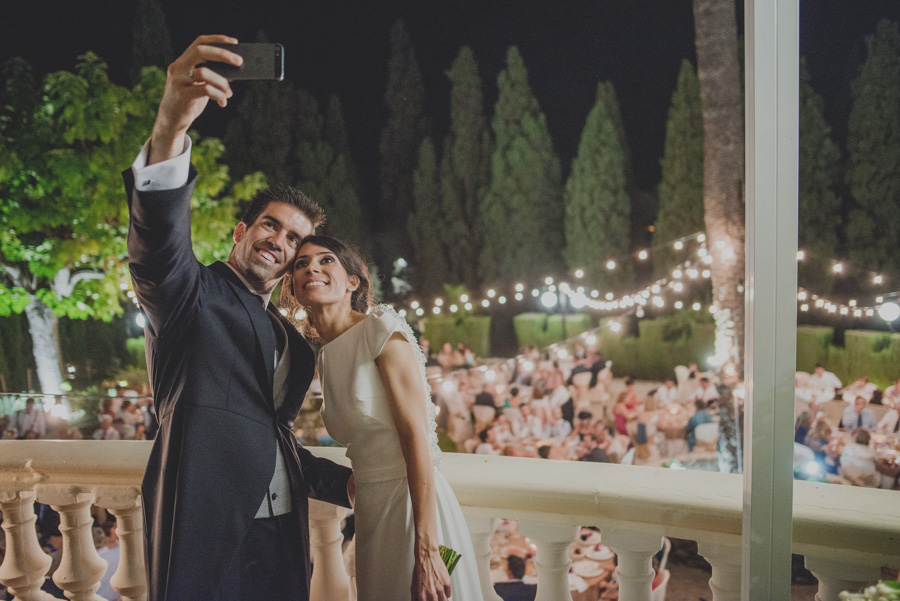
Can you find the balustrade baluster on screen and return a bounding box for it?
[697,540,742,601]
[601,528,662,601]
[95,487,147,601]
[805,556,880,601]
[308,499,351,601]
[518,520,577,601]
[0,490,55,601]
[37,487,107,601]
[463,514,503,601]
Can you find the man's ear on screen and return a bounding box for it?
[233,222,246,245]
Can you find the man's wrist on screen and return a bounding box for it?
[149,124,189,166]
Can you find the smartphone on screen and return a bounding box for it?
[204,43,284,81]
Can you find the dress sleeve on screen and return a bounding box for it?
[364,306,413,360]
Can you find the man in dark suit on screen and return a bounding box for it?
[125,36,352,601]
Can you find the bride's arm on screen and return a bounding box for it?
[375,332,452,601]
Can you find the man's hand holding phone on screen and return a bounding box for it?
[149,35,242,166]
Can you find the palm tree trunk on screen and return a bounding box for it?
[693,0,746,379]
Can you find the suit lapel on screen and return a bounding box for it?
[277,311,315,414]
[211,262,275,402]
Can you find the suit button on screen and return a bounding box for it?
[272,493,277,500]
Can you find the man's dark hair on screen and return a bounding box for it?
[537,445,551,459]
[700,376,710,383]
[25,397,35,405]
[577,411,593,420]
[478,428,490,443]
[507,555,527,580]
[510,387,519,397]
[695,399,707,412]
[241,184,325,230]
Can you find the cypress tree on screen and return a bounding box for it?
[480,46,563,285]
[379,20,428,251]
[798,58,841,290]
[409,138,448,294]
[130,0,173,83]
[564,81,632,289]
[323,95,366,249]
[653,60,704,277]
[846,19,900,281]
[440,46,492,288]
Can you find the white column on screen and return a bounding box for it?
[463,515,503,601]
[96,488,147,601]
[518,520,577,601]
[744,0,800,598]
[698,540,742,601]
[308,500,351,601]
[0,490,56,601]
[804,556,880,601]
[37,487,108,601]
[601,528,661,601]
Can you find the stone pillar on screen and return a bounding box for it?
[463,514,503,601]
[805,556,880,601]
[96,488,147,601]
[0,490,56,601]
[601,528,662,601]
[308,499,350,601]
[698,540,742,601]
[38,487,107,601]
[518,520,578,601]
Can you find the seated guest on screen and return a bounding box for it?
[654,378,679,408]
[691,377,719,404]
[803,418,832,460]
[877,406,899,433]
[14,398,46,439]
[685,400,713,451]
[473,384,498,434]
[503,387,525,424]
[437,342,455,372]
[516,404,545,440]
[549,407,572,440]
[613,378,638,436]
[842,376,877,403]
[841,396,877,433]
[574,411,595,440]
[807,364,842,400]
[92,414,120,441]
[494,555,535,601]
[794,411,812,444]
[882,378,900,409]
[838,428,880,488]
[474,428,499,455]
[545,361,566,392]
[118,399,144,427]
[529,386,553,425]
[577,434,611,463]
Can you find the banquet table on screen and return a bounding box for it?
[828,431,900,489]
[656,405,691,457]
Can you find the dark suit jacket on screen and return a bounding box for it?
[125,168,351,601]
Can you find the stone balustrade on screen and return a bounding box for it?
[1,441,898,601]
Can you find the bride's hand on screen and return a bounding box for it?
[411,547,451,601]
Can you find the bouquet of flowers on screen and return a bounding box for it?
[439,545,461,575]
[839,581,900,600]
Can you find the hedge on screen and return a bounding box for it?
[421,315,492,358]
[512,313,593,350]
[795,326,900,388]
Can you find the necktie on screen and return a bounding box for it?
[857,413,862,428]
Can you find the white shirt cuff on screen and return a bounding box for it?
[131,135,192,192]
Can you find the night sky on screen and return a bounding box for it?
[3,1,900,199]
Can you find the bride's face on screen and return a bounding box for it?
[293,243,359,308]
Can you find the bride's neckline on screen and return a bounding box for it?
[321,313,368,347]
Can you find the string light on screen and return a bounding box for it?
[450,304,458,313]
[874,275,884,285]
[464,302,473,311]
[591,290,599,298]
[544,277,554,285]
[800,304,809,312]
[638,250,648,260]
[606,260,616,270]
[486,289,496,298]
[481,299,490,308]
[514,293,524,301]
[674,241,684,250]
[499,296,507,304]
[416,308,425,316]
[433,307,441,314]
[434,298,443,307]
[411,301,420,309]
[674,301,684,309]
[797,250,805,261]
[697,233,706,243]
[673,282,684,292]
[460,294,469,302]
[832,263,843,274]
[575,269,584,279]
[515,283,524,292]
[692,302,701,311]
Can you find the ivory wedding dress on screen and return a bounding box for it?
[318,305,484,601]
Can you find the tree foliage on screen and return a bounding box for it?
[845,19,900,281]
[480,46,563,285]
[130,0,173,83]
[379,20,428,250]
[798,58,842,290]
[654,60,704,277]
[0,55,262,390]
[564,81,632,289]
[408,137,448,295]
[439,46,492,288]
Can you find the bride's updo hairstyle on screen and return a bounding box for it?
[281,235,375,334]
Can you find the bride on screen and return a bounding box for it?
[286,235,483,601]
